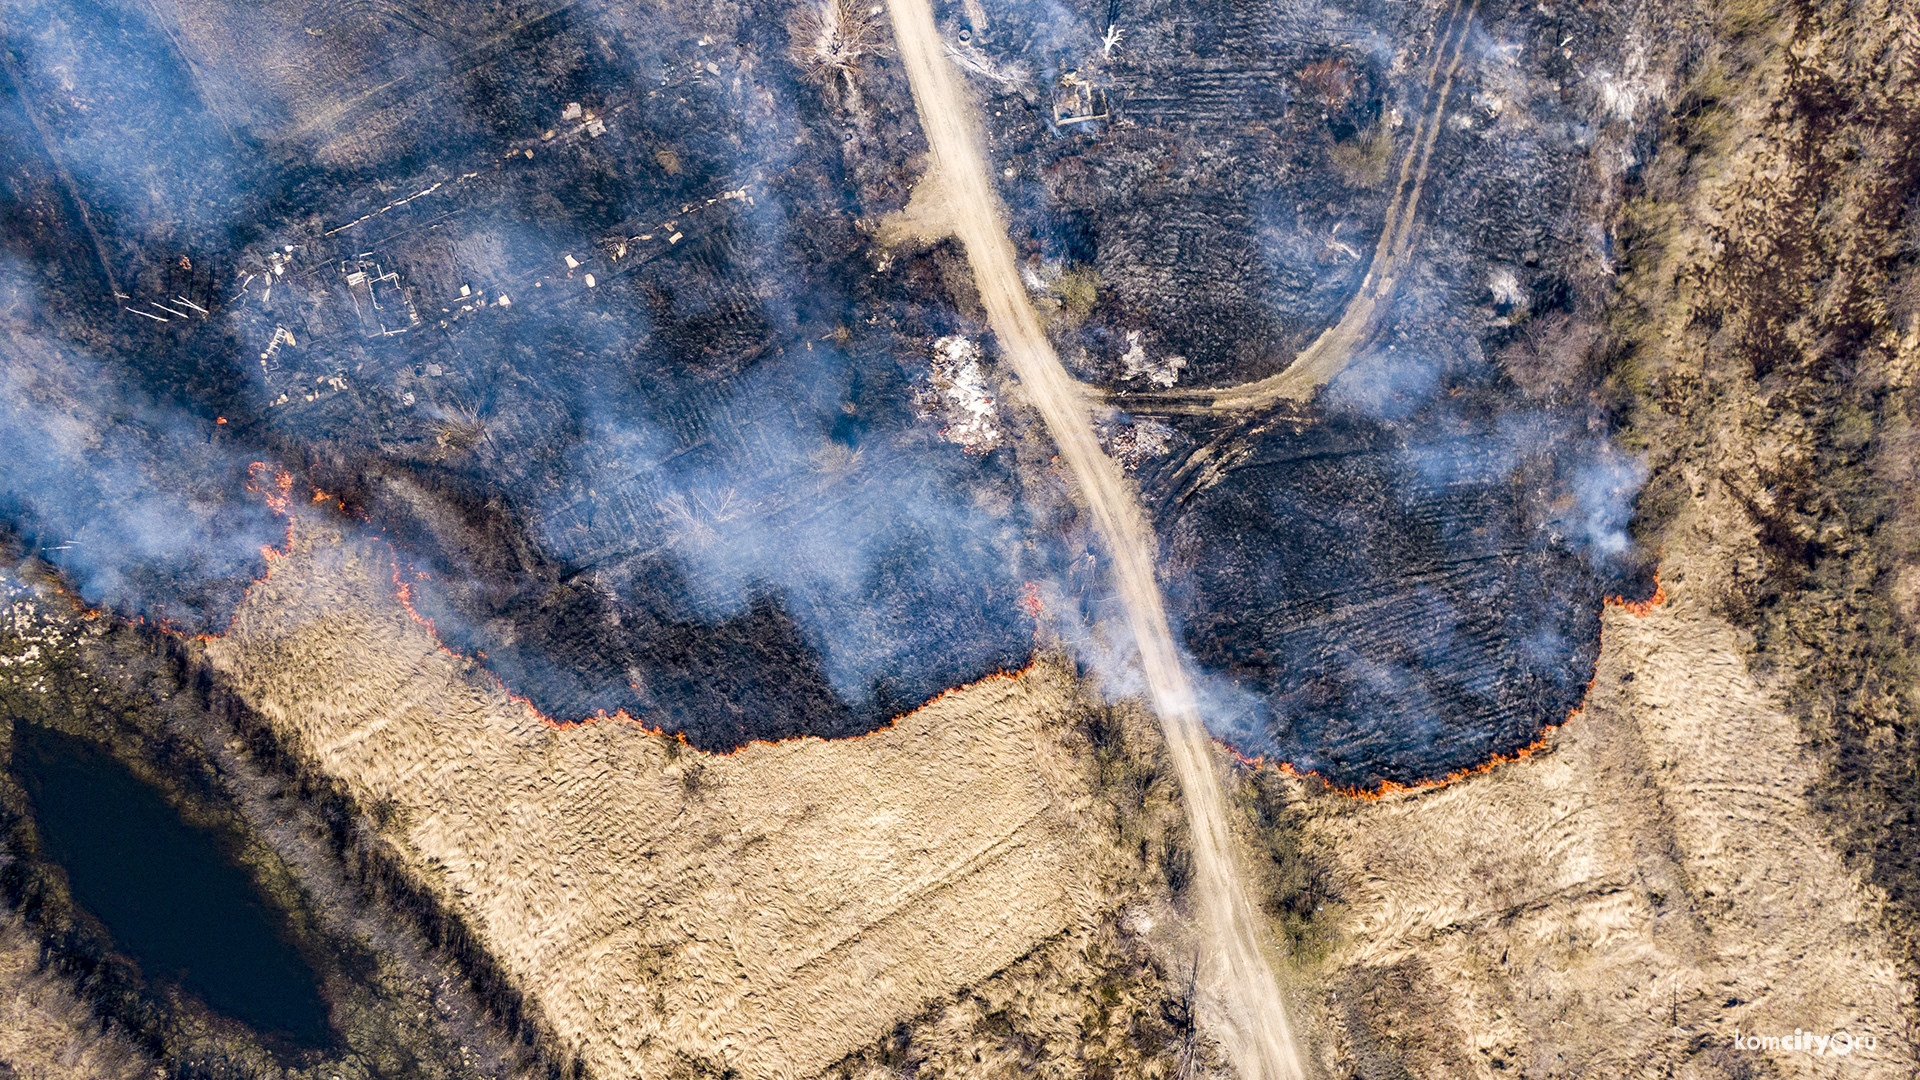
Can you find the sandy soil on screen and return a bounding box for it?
[878,1,1304,1074]
[202,523,1120,1080]
[1291,503,1914,1077]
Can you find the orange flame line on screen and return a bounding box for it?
[90,462,1670,787]
[382,545,1033,752]
[1245,568,1667,800]
[207,464,1038,757]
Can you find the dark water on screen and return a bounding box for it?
[9,724,331,1046]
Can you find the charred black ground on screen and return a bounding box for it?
[1159,407,1638,788]
[967,0,1653,783]
[1,0,1647,777]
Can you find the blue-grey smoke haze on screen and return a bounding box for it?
[0,264,282,627]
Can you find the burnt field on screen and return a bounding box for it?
[0,0,1651,774]
[8,0,1916,1070]
[0,0,1042,745]
[974,0,1657,784]
[1155,399,1644,788]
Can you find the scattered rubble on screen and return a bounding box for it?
[1117,329,1186,388]
[1094,412,1177,469]
[914,335,1001,452]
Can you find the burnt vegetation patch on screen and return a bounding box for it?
[8,0,1658,858]
[1164,410,1621,790]
[0,0,1045,748]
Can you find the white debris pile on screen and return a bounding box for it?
[1594,70,1643,121]
[1490,267,1528,310]
[1117,329,1186,388]
[1020,256,1061,295]
[1095,414,1177,470]
[1590,36,1663,124]
[915,335,1001,453]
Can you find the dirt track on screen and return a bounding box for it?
[879,2,1306,1075]
[1115,0,1478,419]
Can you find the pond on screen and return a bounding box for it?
[9,722,332,1047]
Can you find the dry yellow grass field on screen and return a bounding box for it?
[0,911,155,1080]
[176,497,1919,1080]
[1290,493,1915,1078]
[201,521,1135,1079]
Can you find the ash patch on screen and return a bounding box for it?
[1116,329,1187,389]
[0,267,278,630]
[914,335,1002,453]
[344,329,1041,748]
[0,0,1664,780]
[0,0,1055,749]
[1095,413,1179,470]
[1164,401,1634,789]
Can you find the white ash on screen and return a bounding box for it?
[1096,413,1177,470]
[1490,268,1528,309]
[1117,330,1186,389]
[915,335,1001,453]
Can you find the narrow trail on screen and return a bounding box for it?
[882,1,1307,1076]
[1115,0,1479,419]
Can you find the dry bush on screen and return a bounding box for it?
[788,0,884,87]
[1050,264,1100,317]
[1297,56,1355,104]
[1327,124,1392,189]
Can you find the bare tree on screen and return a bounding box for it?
[787,0,884,94]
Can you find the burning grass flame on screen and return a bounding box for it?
[157,465,1671,788]
[1255,569,1670,801]
[245,462,296,561]
[220,464,1035,758]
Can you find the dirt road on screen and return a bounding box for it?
[1115,0,1478,417]
[880,2,1307,1075]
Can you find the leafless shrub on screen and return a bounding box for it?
[430,403,488,460]
[788,0,883,88]
[655,487,752,549]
